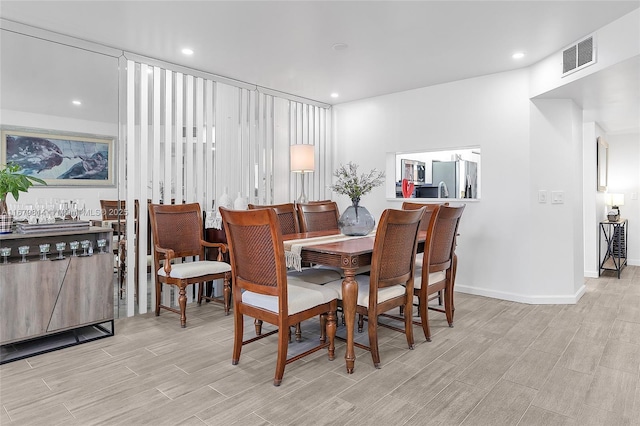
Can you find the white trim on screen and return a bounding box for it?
[124,52,256,91]
[584,270,599,278]
[455,283,587,305]
[1,18,122,58]
[257,86,330,109]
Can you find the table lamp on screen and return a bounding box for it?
[605,193,624,220]
[290,144,315,203]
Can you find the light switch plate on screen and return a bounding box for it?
[538,190,547,203]
[551,190,564,204]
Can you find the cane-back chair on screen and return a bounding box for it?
[148,202,231,327]
[413,204,465,340]
[248,203,300,235]
[326,207,424,368]
[296,201,340,233]
[220,207,338,386]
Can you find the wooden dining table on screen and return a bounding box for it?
[282,230,377,374]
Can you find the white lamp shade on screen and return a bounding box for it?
[605,193,625,206]
[290,144,315,173]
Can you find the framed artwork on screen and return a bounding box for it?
[1,128,115,186]
[597,137,608,192]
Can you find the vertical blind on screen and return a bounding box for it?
[122,59,332,317]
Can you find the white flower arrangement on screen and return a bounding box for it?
[329,162,385,202]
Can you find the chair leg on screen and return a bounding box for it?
[405,297,415,350]
[178,284,187,328]
[419,295,431,341]
[223,273,231,315]
[254,319,263,336]
[197,282,204,305]
[368,314,381,368]
[326,309,337,361]
[358,314,364,333]
[155,279,162,316]
[274,323,290,386]
[295,323,302,342]
[320,314,327,342]
[232,312,243,366]
[445,287,454,327]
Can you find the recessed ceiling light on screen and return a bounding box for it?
[182,48,194,55]
[72,100,82,105]
[512,52,525,59]
[330,93,339,98]
[332,43,348,51]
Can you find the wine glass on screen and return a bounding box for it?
[1,247,10,264]
[56,242,66,259]
[70,241,80,256]
[70,203,79,221]
[80,240,90,256]
[96,239,107,254]
[18,245,29,263]
[39,243,50,260]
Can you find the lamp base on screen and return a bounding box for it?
[297,186,308,204]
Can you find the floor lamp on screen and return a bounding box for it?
[290,144,315,204]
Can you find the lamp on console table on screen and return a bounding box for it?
[605,193,624,221]
[290,144,315,204]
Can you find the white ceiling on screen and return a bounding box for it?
[1,1,639,133]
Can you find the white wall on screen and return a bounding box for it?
[607,132,640,266]
[530,9,640,98]
[583,122,608,277]
[529,99,585,300]
[333,65,595,304]
[1,109,119,220]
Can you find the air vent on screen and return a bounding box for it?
[562,35,595,76]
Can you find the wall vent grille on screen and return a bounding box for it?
[562,35,595,76]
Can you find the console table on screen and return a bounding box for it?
[599,218,628,279]
[0,226,114,363]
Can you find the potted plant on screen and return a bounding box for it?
[0,162,46,233]
[330,162,385,236]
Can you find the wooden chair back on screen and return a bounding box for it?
[427,204,465,274]
[248,203,300,235]
[148,202,206,261]
[296,201,340,232]
[402,201,445,233]
[370,208,425,294]
[221,207,286,301]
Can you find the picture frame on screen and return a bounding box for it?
[597,136,608,192]
[1,128,115,187]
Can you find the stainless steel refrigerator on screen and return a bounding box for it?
[431,160,478,198]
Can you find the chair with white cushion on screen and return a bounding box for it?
[220,207,338,386]
[325,207,424,368]
[148,202,232,327]
[413,204,465,340]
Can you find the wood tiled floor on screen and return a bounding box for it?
[1,266,639,425]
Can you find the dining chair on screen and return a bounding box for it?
[413,204,465,340]
[248,202,341,340]
[100,199,140,298]
[248,203,300,235]
[296,201,340,233]
[402,201,446,304]
[220,207,338,386]
[148,202,232,327]
[325,207,424,368]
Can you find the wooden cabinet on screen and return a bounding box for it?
[0,227,114,347]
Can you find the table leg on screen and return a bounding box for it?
[342,267,357,374]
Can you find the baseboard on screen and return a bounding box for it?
[584,270,598,278]
[629,259,640,266]
[455,283,586,305]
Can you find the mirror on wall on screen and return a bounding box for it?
[387,147,481,199]
[1,26,124,313]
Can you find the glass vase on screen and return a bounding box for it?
[338,198,375,236]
